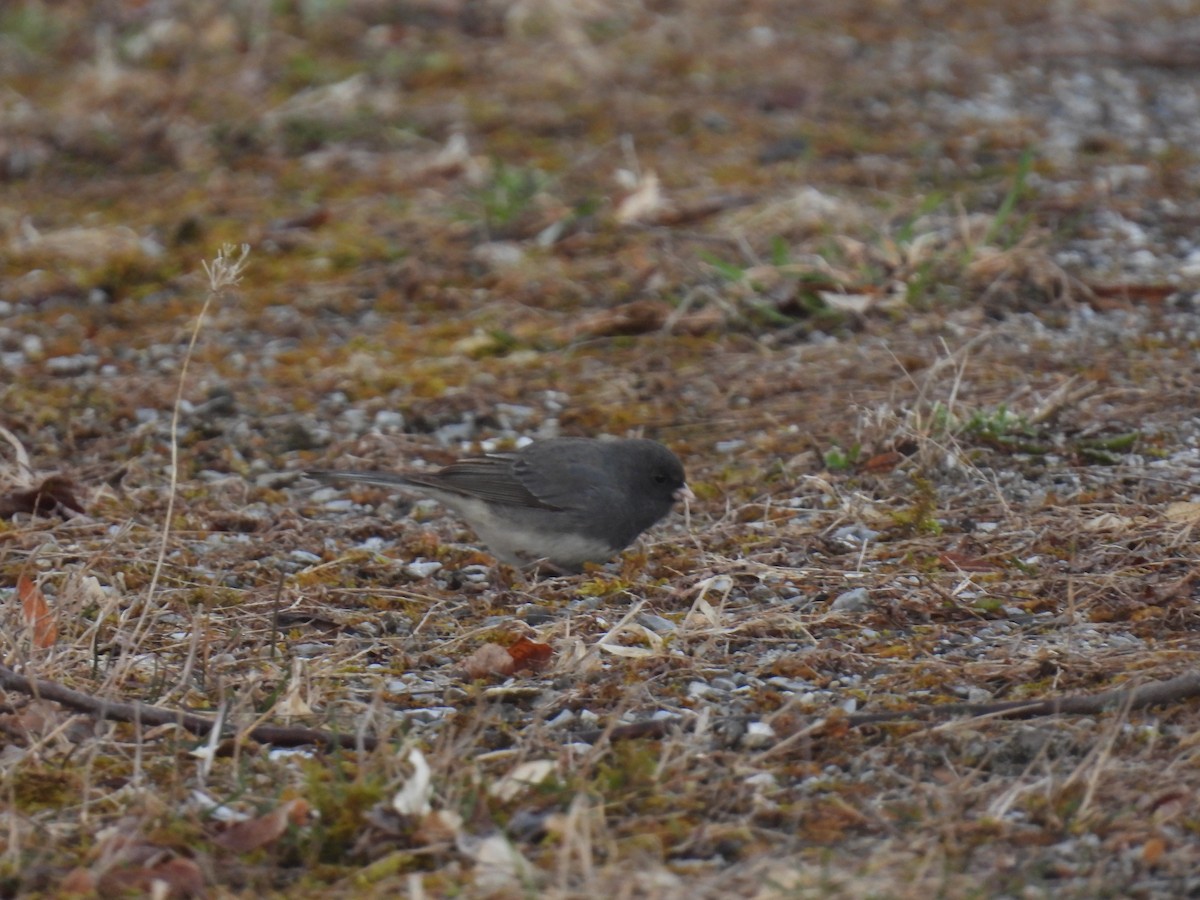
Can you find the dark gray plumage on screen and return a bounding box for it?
[308,437,691,572]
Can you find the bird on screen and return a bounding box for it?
[307,437,692,572]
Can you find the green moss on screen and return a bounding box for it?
[8,767,82,813]
[295,757,390,865]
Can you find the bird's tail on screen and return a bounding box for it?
[306,470,415,488]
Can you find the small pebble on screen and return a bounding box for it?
[687,681,716,699]
[405,560,443,579]
[373,409,406,431]
[45,354,99,376]
[459,565,491,583]
[742,721,776,749]
[637,612,676,634]
[830,587,872,613]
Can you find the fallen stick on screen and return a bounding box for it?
[4,663,1197,752]
[0,662,373,751]
[578,670,1200,745]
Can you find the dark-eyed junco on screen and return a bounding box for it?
[308,437,692,572]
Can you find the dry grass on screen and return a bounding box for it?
[3,0,1200,897]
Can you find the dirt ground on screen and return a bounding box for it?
[3,1,1200,897]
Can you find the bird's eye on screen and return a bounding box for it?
[653,473,669,484]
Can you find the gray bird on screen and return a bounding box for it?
[308,437,692,572]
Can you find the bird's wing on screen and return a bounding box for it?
[511,451,617,513]
[408,454,566,510]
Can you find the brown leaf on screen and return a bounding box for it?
[274,207,331,231]
[1144,789,1189,815]
[573,300,670,338]
[461,643,517,680]
[17,575,57,649]
[1142,836,1166,866]
[460,637,554,680]
[506,637,553,673]
[413,809,463,846]
[1088,282,1175,310]
[212,798,312,853]
[861,451,903,472]
[0,701,67,742]
[0,475,86,519]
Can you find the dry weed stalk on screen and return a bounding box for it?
[110,244,250,694]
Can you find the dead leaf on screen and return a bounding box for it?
[1088,282,1175,309]
[413,809,463,846]
[596,642,657,659]
[862,451,903,472]
[273,659,314,719]
[571,299,670,338]
[0,475,86,519]
[598,621,663,659]
[393,748,433,817]
[212,799,312,853]
[506,637,553,672]
[272,207,331,231]
[0,701,67,741]
[17,575,57,649]
[1142,836,1166,866]
[1144,789,1188,818]
[466,832,534,893]
[488,759,556,801]
[818,291,877,314]
[461,642,518,680]
[1082,512,1147,531]
[1164,502,1200,525]
[457,637,554,681]
[615,170,664,223]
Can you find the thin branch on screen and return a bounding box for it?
[572,671,1200,745]
[5,660,1195,754]
[841,671,1200,725]
[0,661,372,751]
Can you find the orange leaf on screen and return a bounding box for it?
[1142,836,1166,866]
[461,638,554,680]
[862,451,903,472]
[506,637,553,672]
[17,575,57,649]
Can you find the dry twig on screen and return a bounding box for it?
[574,671,1200,744]
[0,662,372,751]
